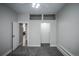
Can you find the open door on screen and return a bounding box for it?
[12,22,19,50]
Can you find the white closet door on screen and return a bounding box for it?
[41,23,50,43]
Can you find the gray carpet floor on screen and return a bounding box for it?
[8,46,64,56]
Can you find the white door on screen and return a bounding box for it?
[13,22,19,50]
[41,23,50,43]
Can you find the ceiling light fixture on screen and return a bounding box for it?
[32,3,40,8]
[36,3,40,8]
[32,3,36,8]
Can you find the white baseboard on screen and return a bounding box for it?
[28,45,40,47]
[3,42,22,56]
[28,44,57,47]
[57,45,74,56]
[3,49,12,56]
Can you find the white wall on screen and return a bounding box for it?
[18,13,56,47]
[57,4,79,56]
[18,13,29,22]
[29,20,41,46]
[0,4,17,55]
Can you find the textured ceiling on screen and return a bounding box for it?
[6,3,65,14]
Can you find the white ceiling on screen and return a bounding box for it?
[6,3,65,14]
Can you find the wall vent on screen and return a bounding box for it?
[43,14,56,20]
[30,14,42,20]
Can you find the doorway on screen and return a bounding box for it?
[41,23,50,47]
[19,23,27,47]
[12,22,28,51]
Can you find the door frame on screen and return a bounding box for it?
[18,22,29,47]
